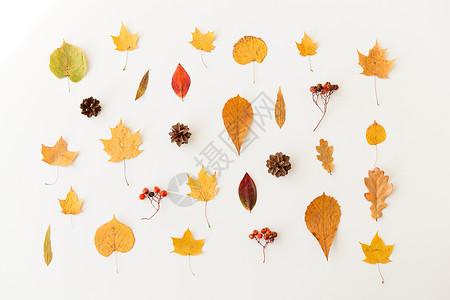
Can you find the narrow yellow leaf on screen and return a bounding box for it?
[275,87,286,128]
[43,225,52,266]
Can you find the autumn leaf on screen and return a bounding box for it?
[94,215,135,273]
[172,64,191,100]
[233,36,267,83]
[189,27,215,68]
[275,87,286,128]
[186,166,219,228]
[222,95,253,154]
[238,173,257,212]
[43,225,52,266]
[357,41,395,105]
[316,139,334,174]
[111,22,138,70]
[171,228,205,276]
[100,119,143,185]
[366,121,386,166]
[135,70,149,100]
[295,32,317,71]
[49,40,87,91]
[42,137,78,185]
[364,167,393,220]
[59,187,83,215]
[305,193,341,260]
[360,232,394,283]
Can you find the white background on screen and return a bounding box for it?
[1,0,449,299]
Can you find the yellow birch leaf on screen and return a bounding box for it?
[43,225,52,266]
[59,187,83,215]
[364,167,393,220]
[316,139,334,174]
[275,87,286,128]
[295,32,317,56]
[357,41,395,79]
[189,27,215,52]
[360,232,394,264]
[94,215,135,257]
[111,22,138,51]
[222,95,253,154]
[100,119,143,162]
[41,137,78,166]
[366,121,386,145]
[171,228,205,256]
[232,36,267,65]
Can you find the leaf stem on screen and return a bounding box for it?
[123,50,128,71]
[378,262,384,284]
[45,165,59,186]
[374,76,379,106]
[374,144,378,167]
[201,51,207,68]
[205,201,211,228]
[123,160,129,186]
[188,255,195,276]
[308,56,313,72]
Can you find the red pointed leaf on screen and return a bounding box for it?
[171,63,191,100]
[238,173,257,212]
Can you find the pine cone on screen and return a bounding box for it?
[266,152,291,177]
[169,123,191,147]
[80,97,101,118]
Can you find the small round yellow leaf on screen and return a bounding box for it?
[366,121,386,145]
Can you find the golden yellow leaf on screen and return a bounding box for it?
[222,95,253,154]
[275,87,286,128]
[171,228,205,256]
[316,139,334,174]
[59,187,83,215]
[41,137,78,166]
[111,22,138,51]
[357,41,395,79]
[43,225,52,266]
[364,167,393,220]
[305,193,341,260]
[189,27,215,52]
[94,215,135,257]
[296,32,317,57]
[100,119,143,163]
[135,70,149,100]
[366,121,386,146]
[187,166,219,227]
[361,232,394,264]
[232,36,267,65]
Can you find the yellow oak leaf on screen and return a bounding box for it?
[43,225,52,266]
[316,139,334,174]
[296,32,317,56]
[366,121,386,145]
[189,27,215,52]
[171,228,205,256]
[364,167,393,220]
[361,232,394,264]
[111,22,138,51]
[59,187,83,215]
[100,119,143,163]
[186,166,219,227]
[41,137,78,166]
[357,41,395,79]
[94,215,135,262]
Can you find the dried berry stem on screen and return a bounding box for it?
[378,262,384,284]
[374,76,379,106]
[201,51,207,68]
[188,255,195,276]
[123,50,129,71]
[205,201,211,228]
[308,56,313,72]
[45,165,59,186]
[142,193,162,220]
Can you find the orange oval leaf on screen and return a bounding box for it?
[171,63,191,100]
[222,95,253,154]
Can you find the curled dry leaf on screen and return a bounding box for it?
[172,64,191,100]
[49,40,87,84]
[316,139,334,174]
[42,137,78,166]
[43,225,52,266]
[275,87,286,128]
[364,167,393,220]
[59,187,83,215]
[135,70,149,100]
[222,95,253,154]
[238,173,257,212]
[171,228,205,276]
[305,193,341,260]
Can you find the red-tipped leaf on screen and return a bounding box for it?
[171,63,191,100]
[238,173,257,212]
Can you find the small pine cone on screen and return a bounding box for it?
[80,97,101,118]
[266,152,291,177]
[169,123,191,147]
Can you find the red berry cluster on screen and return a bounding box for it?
[309,81,339,131]
[139,186,168,220]
[310,82,339,95]
[249,227,278,263]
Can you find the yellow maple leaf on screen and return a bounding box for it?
[357,41,395,79]
[361,232,394,264]
[41,137,78,166]
[296,32,317,57]
[111,22,138,51]
[59,187,83,215]
[171,228,205,275]
[189,27,215,52]
[316,139,334,174]
[186,166,219,227]
[100,119,143,163]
